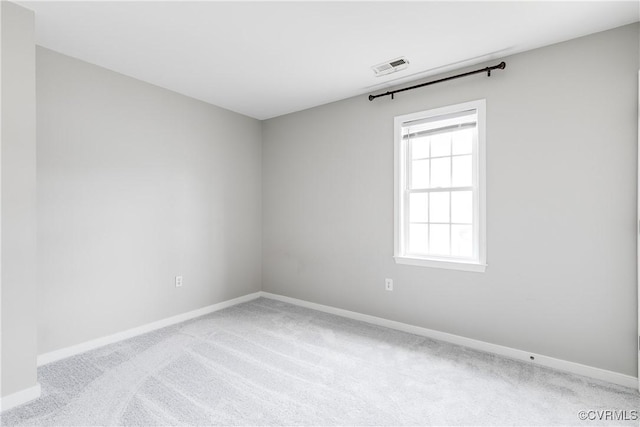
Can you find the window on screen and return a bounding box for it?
[394,100,486,272]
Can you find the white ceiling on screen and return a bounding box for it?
[17,1,640,120]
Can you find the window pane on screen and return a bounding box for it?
[451,191,473,224]
[409,193,428,222]
[452,155,472,187]
[397,101,484,266]
[409,224,428,254]
[430,157,451,188]
[429,192,449,223]
[452,129,473,155]
[451,225,473,257]
[429,224,450,255]
[411,159,429,189]
[430,133,451,157]
[411,137,430,159]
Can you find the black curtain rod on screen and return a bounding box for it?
[368,61,506,101]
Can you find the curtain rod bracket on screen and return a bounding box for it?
[369,61,506,101]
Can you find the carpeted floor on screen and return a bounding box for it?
[1,297,639,426]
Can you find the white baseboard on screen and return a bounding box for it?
[259,292,638,390]
[35,289,638,390]
[0,383,41,412]
[37,292,262,366]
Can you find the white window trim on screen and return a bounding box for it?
[393,99,487,272]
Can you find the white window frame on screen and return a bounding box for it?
[394,99,487,272]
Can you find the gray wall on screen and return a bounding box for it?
[1,2,38,397]
[36,48,262,354]
[263,24,640,376]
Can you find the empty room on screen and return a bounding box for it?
[1,1,640,425]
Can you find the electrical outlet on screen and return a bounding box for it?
[175,276,183,287]
[385,278,393,291]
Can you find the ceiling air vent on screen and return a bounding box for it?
[372,57,409,77]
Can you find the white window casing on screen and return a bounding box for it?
[394,99,487,272]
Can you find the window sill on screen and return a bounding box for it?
[394,256,487,272]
